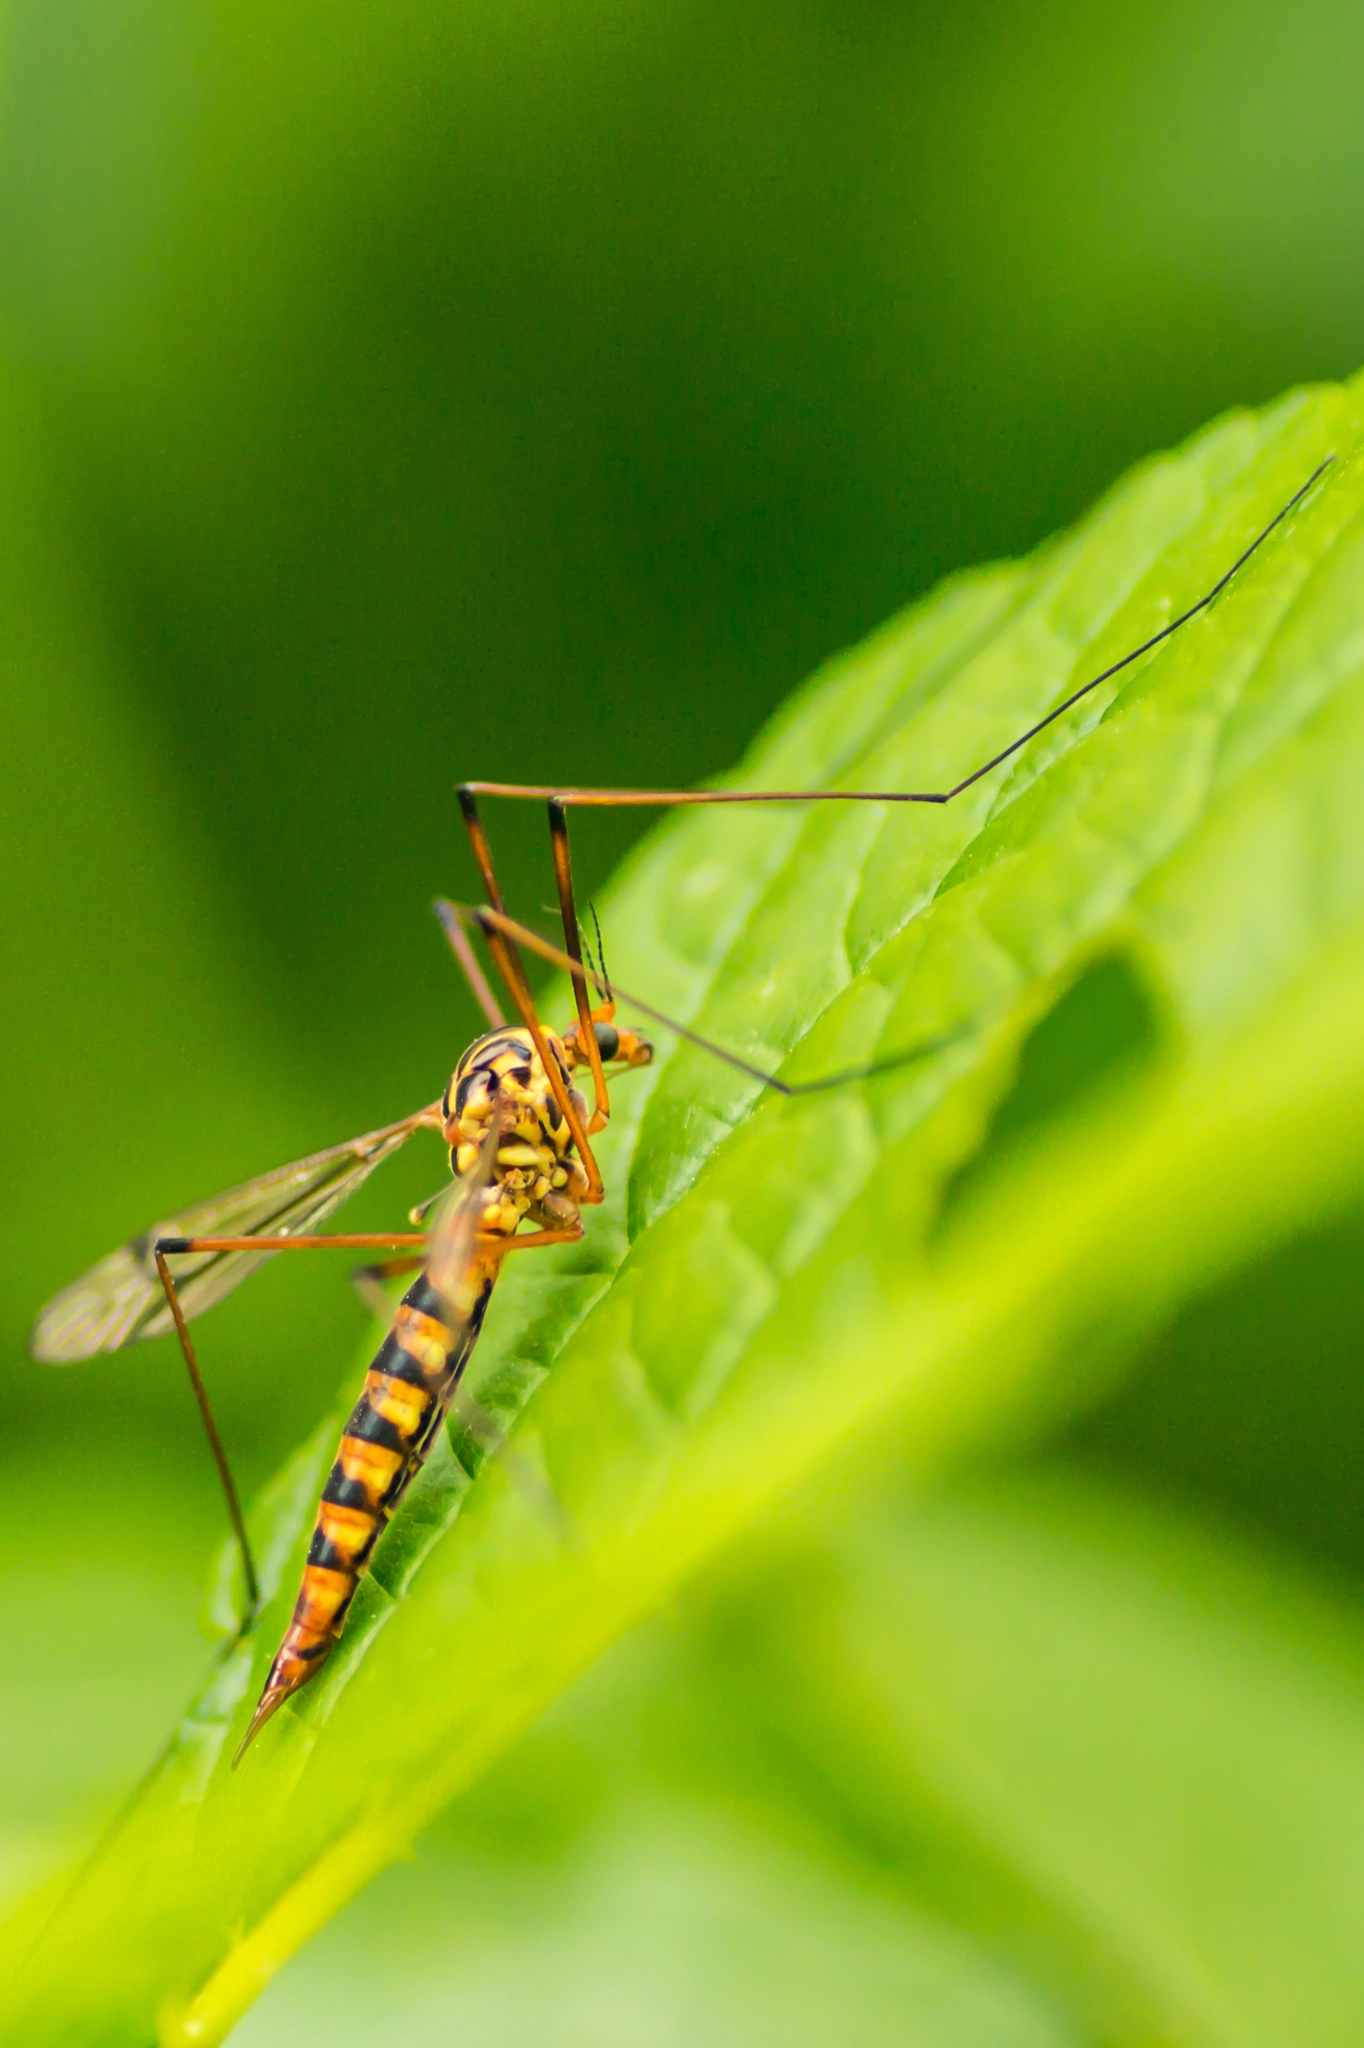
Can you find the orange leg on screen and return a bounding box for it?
[154,1229,433,1622]
[457,786,614,1130]
[456,465,1332,825]
[445,913,504,1029]
[156,1233,426,1253]
[154,1249,261,1615]
[154,1192,585,1635]
[349,1226,580,1317]
[455,903,953,1098]
[450,456,1335,1081]
[442,465,1338,1123]
[546,799,611,1128]
[494,1225,585,1255]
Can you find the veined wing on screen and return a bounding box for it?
[424,1109,504,1326]
[30,1105,442,1363]
[423,1111,571,1533]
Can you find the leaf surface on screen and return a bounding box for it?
[711,1467,1364,2048]
[233,1468,1364,2048]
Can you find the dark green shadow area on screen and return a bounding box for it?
[936,952,1166,1234]
[1074,1197,1364,1587]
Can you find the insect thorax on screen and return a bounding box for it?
[441,1027,588,1235]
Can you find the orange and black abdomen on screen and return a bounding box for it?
[238,1267,494,1756]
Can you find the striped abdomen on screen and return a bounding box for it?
[238,1265,494,1756]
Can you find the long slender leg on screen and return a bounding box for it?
[456,465,1333,821]
[458,903,952,1096]
[458,785,609,1122]
[154,1189,586,1666]
[354,1230,582,1327]
[495,1226,585,1254]
[458,783,509,911]
[153,1249,260,1615]
[158,1232,427,1253]
[445,467,1336,1122]
[445,911,504,1029]
[456,782,602,1173]
[547,799,611,1127]
[454,787,612,1140]
[150,1229,431,1619]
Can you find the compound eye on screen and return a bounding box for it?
[592,1021,620,1061]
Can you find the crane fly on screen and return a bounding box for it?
[28,459,1332,1765]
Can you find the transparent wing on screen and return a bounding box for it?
[30,1105,442,1362]
[424,1111,503,1325]
[423,1111,572,1538]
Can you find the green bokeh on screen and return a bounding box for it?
[2,0,1364,2035]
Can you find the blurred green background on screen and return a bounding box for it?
[3,0,1364,2036]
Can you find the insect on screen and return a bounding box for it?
[28,459,1331,1764]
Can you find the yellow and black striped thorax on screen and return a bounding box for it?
[441,1026,587,1235]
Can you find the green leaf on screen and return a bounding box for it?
[706,1465,1364,2048]
[6,374,1364,2044]
[233,1468,1364,2047]
[234,1606,1087,2048]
